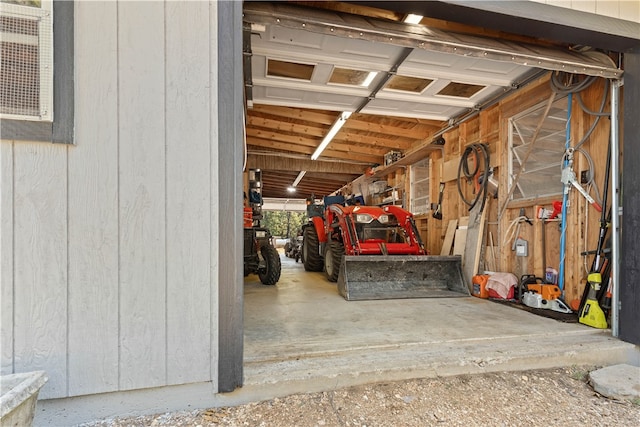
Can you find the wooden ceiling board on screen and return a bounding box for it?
[247,154,367,174]
[361,99,462,121]
[261,170,359,199]
[337,130,415,150]
[243,1,620,200]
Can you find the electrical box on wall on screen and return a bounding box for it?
[515,238,528,257]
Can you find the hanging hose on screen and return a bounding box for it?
[558,93,573,293]
[550,68,611,294]
[550,71,610,150]
[457,143,490,212]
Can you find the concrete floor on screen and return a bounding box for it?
[232,252,639,405]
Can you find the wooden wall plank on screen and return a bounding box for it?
[118,1,167,390]
[13,143,67,399]
[165,0,212,385]
[0,142,14,375]
[67,0,119,396]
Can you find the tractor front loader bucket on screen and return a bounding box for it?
[337,255,469,301]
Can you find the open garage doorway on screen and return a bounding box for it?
[226,1,639,396]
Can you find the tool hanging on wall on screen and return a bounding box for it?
[551,72,609,294]
[432,182,445,220]
[557,92,572,294]
[457,143,491,213]
[560,148,603,213]
[578,138,612,318]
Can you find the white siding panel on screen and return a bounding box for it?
[619,0,640,23]
[0,142,14,375]
[595,0,620,18]
[209,0,220,391]
[12,143,67,399]
[572,1,596,14]
[67,0,119,396]
[544,1,572,8]
[118,1,167,390]
[530,0,640,23]
[165,0,212,385]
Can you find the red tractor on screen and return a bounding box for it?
[302,196,468,300]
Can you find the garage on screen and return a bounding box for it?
[1,1,638,424]
[231,1,640,397]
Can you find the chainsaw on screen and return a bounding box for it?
[518,275,572,314]
[522,291,572,314]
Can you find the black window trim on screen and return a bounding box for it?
[0,0,74,144]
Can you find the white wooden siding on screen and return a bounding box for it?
[0,143,14,376]
[13,144,68,399]
[530,0,640,23]
[0,1,218,400]
[165,0,212,385]
[118,0,168,391]
[67,0,119,396]
[208,1,220,391]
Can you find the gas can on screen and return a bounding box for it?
[472,274,490,299]
[243,207,254,228]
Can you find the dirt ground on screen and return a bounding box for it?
[82,365,639,426]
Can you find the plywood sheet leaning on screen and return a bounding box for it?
[452,217,469,257]
[440,219,458,256]
[462,200,489,291]
[453,228,467,257]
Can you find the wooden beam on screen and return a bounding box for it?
[246,116,327,137]
[246,128,318,145]
[247,154,367,174]
[247,136,385,162]
[338,130,414,150]
[347,114,437,139]
[247,140,382,165]
[249,104,336,125]
[247,132,389,157]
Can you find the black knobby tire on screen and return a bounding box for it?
[324,240,344,282]
[302,226,323,272]
[258,245,281,285]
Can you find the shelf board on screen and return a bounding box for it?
[371,143,443,178]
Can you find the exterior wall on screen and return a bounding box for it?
[1,0,219,401]
[530,0,640,23]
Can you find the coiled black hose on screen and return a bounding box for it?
[457,143,490,212]
[550,71,609,150]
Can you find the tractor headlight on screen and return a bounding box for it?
[378,214,389,224]
[355,214,373,223]
[256,231,266,238]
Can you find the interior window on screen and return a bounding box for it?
[508,97,568,201]
[410,157,430,214]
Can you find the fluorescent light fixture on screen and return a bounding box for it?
[287,186,296,193]
[292,170,306,187]
[403,14,423,24]
[311,111,352,160]
[361,71,377,87]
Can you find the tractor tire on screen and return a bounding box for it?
[324,240,344,282]
[258,245,281,285]
[302,226,323,272]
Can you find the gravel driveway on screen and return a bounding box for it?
[81,366,639,426]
